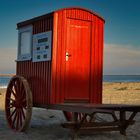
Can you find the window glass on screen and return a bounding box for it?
[20,31,31,55]
[17,26,32,61]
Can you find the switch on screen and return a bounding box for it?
[37,55,40,59]
[45,45,49,49]
[44,54,47,58]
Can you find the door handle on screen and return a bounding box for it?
[66,52,71,61]
[66,52,71,57]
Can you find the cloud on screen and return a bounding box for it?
[104,44,140,75]
[0,47,16,74]
[0,44,140,75]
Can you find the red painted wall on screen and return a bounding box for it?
[17,14,53,106]
[51,8,104,104]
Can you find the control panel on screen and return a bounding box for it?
[33,31,52,62]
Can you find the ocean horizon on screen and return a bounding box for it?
[0,75,140,89]
[103,75,140,82]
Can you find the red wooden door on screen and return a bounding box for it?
[64,19,91,102]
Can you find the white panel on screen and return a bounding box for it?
[17,26,32,61]
[20,32,31,55]
[33,31,52,62]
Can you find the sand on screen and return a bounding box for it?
[0,82,140,140]
[103,82,140,104]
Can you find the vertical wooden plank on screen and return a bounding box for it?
[90,20,95,103]
[60,10,67,103]
[96,18,101,103]
[51,12,58,104]
[99,20,104,103]
[93,16,99,103]
[56,11,63,103]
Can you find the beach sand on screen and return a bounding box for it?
[0,82,140,140]
[103,82,140,104]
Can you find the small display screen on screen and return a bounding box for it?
[38,37,48,43]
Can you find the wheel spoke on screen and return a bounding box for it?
[7,97,15,102]
[8,108,16,120]
[9,88,17,98]
[19,109,23,127]
[14,81,19,96]
[79,114,82,120]
[16,109,20,130]
[21,90,25,100]
[22,98,26,105]
[6,98,16,108]
[7,105,14,109]
[12,111,17,128]
[19,80,23,94]
[64,112,90,122]
[21,108,25,120]
[23,106,27,110]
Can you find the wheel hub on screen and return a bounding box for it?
[14,100,22,108]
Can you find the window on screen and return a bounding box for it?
[17,26,32,61]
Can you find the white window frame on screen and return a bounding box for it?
[17,25,32,61]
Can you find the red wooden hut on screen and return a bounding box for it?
[16,7,105,106]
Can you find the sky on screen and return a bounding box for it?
[0,0,140,75]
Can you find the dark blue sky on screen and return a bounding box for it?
[0,0,140,74]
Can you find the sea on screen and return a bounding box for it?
[0,76,11,89]
[0,75,140,89]
[103,75,140,82]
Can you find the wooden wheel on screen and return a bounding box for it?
[5,76,32,132]
[63,111,92,122]
[63,111,73,121]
